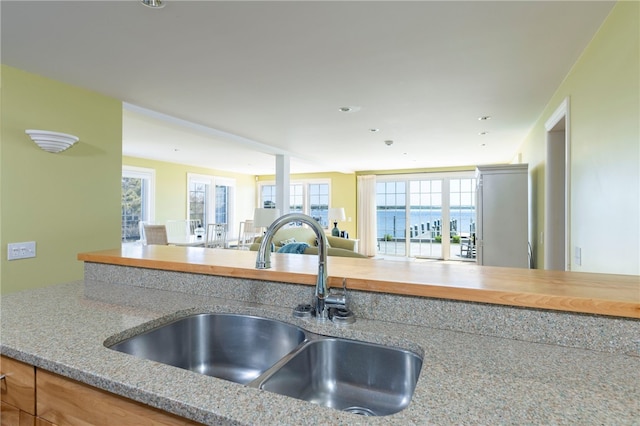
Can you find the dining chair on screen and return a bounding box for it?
[236,220,259,250]
[166,219,200,241]
[206,223,227,248]
[143,224,168,245]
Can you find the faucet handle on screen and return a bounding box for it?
[326,278,348,307]
[327,279,355,324]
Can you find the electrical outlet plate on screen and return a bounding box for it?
[7,241,36,260]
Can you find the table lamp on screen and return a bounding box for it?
[327,207,346,237]
[253,208,281,233]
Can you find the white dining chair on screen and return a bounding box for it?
[236,220,259,250]
[206,223,227,248]
[166,220,199,241]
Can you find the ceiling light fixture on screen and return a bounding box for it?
[478,115,492,121]
[479,131,489,136]
[141,0,165,9]
[369,128,380,133]
[384,140,394,146]
[338,106,361,113]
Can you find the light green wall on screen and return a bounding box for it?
[1,65,122,294]
[257,172,357,237]
[123,156,257,232]
[519,1,639,275]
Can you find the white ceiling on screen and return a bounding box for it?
[1,0,615,175]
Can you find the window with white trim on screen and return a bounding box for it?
[376,172,475,260]
[258,180,331,227]
[188,173,236,230]
[122,166,155,243]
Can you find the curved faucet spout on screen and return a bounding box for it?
[256,213,329,320]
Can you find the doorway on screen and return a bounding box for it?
[544,98,571,270]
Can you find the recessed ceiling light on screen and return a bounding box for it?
[338,106,361,113]
[141,0,165,8]
[384,140,393,146]
[479,131,489,136]
[478,115,492,121]
[369,128,380,132]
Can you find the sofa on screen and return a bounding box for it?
[249,226,367,258]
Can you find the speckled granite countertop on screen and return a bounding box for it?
[1,280,639,425]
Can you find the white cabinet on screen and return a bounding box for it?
[476,164,529,268]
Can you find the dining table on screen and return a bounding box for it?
[167,235,206,247]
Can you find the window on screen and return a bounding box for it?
[121,166,155,243]
[449,178,476,237]
[260,185,277,209]
[376,172,475,260]
[376,181,406,254]
[408,179,443,258]
[289,184,304,214]
[188,173,235,230]
[258,180,330,227]
[308,183,330,226]
[215,185,229,224]
[189,179,208,226]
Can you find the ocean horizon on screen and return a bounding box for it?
[377,208,475,239]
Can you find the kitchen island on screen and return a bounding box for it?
[1,245,639,425]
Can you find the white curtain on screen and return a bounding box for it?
[357,175,377,256]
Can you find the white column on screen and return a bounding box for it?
[275,154,290,214]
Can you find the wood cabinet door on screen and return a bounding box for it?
[0,356,36,415]
[1,401,35,426]
[36,369,202,426]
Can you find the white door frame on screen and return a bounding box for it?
[544,97,571,270]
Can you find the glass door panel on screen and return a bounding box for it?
[376,181,406,256]
[449,178,476,261]
[409,180,442,258]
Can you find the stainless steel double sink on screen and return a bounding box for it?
[107,313,422,417]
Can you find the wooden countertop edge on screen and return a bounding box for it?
[78,250,640,319]
[340,277,639,318]
[78,251,320,285]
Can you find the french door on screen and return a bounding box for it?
[376,173,475,260]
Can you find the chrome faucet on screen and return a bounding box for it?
[256,213,330,321]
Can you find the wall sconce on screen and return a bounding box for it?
[253,208,281,233]
[25,130,79,153]
[328,207,346,237]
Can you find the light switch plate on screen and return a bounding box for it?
[7,241,36,260]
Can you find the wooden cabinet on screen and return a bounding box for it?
[1,356,201,426]
[1,356,36,426]
[1,401,35,426]
[37,369,201,426]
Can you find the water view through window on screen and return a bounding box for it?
[376,176,476,260]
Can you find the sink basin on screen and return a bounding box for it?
[108,312,422,416]
[108,313,306,384]
[259,338,422,416]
